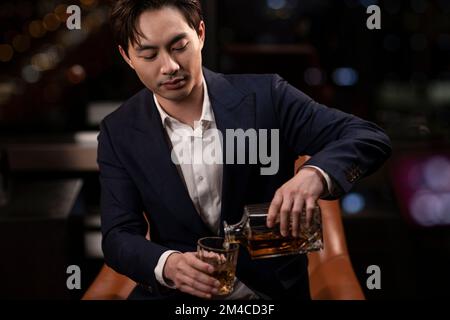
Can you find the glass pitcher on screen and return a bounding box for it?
[224,202,323,259]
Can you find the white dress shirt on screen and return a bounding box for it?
[152,77,333,299]
[152,78,258,299]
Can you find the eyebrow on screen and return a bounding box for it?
[135,33,188,52]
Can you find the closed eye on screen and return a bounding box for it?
[172,42,189,51]
[142,54,157,60]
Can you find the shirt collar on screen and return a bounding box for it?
[153,76,214,128]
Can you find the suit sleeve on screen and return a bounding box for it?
[97,120,170,292]
[271,74,392,198]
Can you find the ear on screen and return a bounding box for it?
[198,21,206,50]
[118,45,135,70]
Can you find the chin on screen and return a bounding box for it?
[160,89,190,101]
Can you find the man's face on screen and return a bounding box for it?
[120,6,205,102]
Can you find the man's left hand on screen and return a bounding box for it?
[267,167,325,237]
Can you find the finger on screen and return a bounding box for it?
[178,283,213,299]
[305,198,316,229]
[177,273,219,295]
[279,196,293,237]
[200,250,220,261]
[185,254,221,287]
[267,192,282,228]
[291,197,304,238]
[177,261,220,291]
[186,252,215,274]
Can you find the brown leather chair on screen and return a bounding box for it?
[300,156,365,300]
[83,158,365,300]
[307,199,365,299]
[82,263,137,300]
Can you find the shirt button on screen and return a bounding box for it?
[198,176,204,181]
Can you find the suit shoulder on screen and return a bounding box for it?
[101,88,151,129]
[223,73,278,90]
[208,73,277,97]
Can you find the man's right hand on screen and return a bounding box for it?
[163,252,221,299]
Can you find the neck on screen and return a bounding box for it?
[156,78,204,128]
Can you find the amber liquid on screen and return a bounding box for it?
[224,203,324,259]
[212,268,235,295]
[202,257,236,295]
[245,229,321,258]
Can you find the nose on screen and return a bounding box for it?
[160,52,180,76]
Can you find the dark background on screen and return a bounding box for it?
[0,0,449,299]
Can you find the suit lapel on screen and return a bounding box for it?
[203,68,256,233]
[130,90,212,238]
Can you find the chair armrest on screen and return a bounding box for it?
[82,264,136,300]
[308,255,365,300]
[307,198,365,300]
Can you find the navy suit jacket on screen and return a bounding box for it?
[97,67,391,299]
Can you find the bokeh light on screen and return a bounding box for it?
[28,20,46,38]
[66,65,86,84]
[342,192,366,214]
[332,68,359,86]
[0,44,14,62]
[21,65,41,83]
[31,53,54,72]
[423,156,450,192]
[409,191,446,227]
[54,4,69,22]
[43,13,61,31]
[80,0,99,9]
[267,0,286,10]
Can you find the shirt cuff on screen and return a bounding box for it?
[301,165,333,197]
[154,250,181,289]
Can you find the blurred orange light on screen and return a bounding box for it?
[54,4,69,22]
[66,65,86,84]
[29,20,46,38]
[43,13,61,31]
[0,44,14,62]
[80,0,98,8]
[31,53,53,71]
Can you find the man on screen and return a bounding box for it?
[99,0,391,300]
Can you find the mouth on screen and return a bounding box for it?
[162,76,185,85]
[160,76,187,90]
